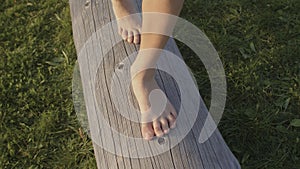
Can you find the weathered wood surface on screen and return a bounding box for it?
[69,0,241,168]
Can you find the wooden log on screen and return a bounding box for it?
[69,0,241,168]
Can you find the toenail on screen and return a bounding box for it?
[157,137,166,145]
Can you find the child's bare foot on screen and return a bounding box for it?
[112,0,141,44]
[131,71,177,140]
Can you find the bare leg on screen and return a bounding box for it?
[131,0,184,140]
[111,0,141,44]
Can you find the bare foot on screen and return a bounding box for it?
[131,72,177,140]
[112,0,141,44]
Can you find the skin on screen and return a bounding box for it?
[112,0,184,140]
[111,0,141,44]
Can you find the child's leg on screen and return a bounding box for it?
[131,0,184,140]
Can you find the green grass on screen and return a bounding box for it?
[0,0,299,168]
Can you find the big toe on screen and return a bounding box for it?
[121,29,128,41]
[127,31,134,43]
[141,123,154,140]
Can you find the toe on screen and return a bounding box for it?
[153,120,164,137]
[121,30,128,41]
[160,118,170,134]
[141,123,154,140]
[133,29,140,44]
[118,27,122,35]
[127,31,134,43]
[167,113,176,129]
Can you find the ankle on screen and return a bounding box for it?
[112,0,130,5]
[131,67,156,81]
[132,72,155,83]
[112,0,124,6]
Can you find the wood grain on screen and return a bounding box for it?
[69,0,241,168]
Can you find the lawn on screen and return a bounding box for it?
[0,0,299,168]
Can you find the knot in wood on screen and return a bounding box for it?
[116,62,124,70]
[157,137,166,145]
[85,1,90,7]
